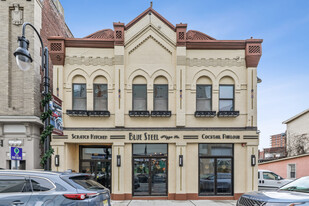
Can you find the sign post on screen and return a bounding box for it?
[11,147,22,170]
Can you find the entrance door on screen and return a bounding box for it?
[80,146,112,190]
[132,143,168,196]
[133,158,167,196]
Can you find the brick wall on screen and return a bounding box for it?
[40,0,73,94]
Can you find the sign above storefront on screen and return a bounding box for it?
[69,133,242,141]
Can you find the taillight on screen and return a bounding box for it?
[63,193,98,200]
[63,194,86,200]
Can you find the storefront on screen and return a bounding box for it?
[49,5,262,200]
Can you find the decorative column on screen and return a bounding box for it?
[114,23,125,127]
[175,142,187,200]
[176,24,187,127]
[112,142,125,199]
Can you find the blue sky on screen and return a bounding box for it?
[60,0,309,149]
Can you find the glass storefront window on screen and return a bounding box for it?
[82,148,112,160]
[133,144,168,156]
[199,144,233,196]
[199,144,233,156]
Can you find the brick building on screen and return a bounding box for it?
[270,133,286,148]
[0,0,72,170]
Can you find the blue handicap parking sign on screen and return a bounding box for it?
[11,147,22,160]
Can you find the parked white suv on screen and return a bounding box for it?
[258,169,293,191]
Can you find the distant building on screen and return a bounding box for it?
[259,153,309,179]
[0,0,72,170]
[259,147,286,162]
[270,133,286,148]
[283,109,309,156]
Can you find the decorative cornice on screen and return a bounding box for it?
[128,35,172,55]
[65,56,114,66]
[65,38,114,48]
[186,57,245,67]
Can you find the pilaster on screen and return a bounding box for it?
[175,142,186,199]
[176,47,186,127]
[112,142,125,195]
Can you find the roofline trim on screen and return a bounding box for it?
[282,109,309,124]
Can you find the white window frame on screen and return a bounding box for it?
[287,163,296,179]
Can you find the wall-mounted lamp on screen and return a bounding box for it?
[179,155,183,167]
[55,155,60,167]
[251,155,256,167]
[117,155,121,167]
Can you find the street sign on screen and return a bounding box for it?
[11,147,22,160]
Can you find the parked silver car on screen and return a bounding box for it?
[0,170,111,206]
[237,176,309,206]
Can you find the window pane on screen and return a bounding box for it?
[197,85,211,99]
[197,99,211,111]
[94,84,107,110]
[219,100,233,111]
[219,85,233,99]
[0,175,29,193]
[31,177,54,192]
[199,144,233,156]
[154,85,168,111]
[133,85,147,111]
[200,158,215,195]
[73,84,86,110]
[216,158,232,195]
[82,148,112,160]
[133,144,167,156]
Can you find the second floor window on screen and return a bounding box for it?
[133,84,147,111]
[73,84,86,110]
[196,85,212,111]
[154,84,168,111]
[94,84,107,110]
[219,85,234,111]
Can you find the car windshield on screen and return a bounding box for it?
[280,176,309,193]
[70,175,105,190]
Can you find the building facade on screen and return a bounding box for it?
[0,0,72,170]
[283,109,309,157]
[49,7,262,200]
[270,133,286,148]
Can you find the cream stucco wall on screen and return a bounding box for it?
[50,11,260,199]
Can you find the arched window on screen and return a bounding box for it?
[132,76,147,111]
[72,75,86,110]
[219,76,235,111]
[93,76,108,111]
[153,76,168,111]
[196,76,212,111]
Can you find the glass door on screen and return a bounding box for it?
[133,158,150,196]
[151,158,167,195]
[199,158,215,195]
[96,161,112,190]
[216,158,232,195]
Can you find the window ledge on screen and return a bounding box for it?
[194,111,216,117]
[66,110,110,117]
[88,111,110,117]
[217,111,239,117]
[129,111,150,117]
[151,111,171,117]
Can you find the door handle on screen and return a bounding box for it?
[12,200,24,205]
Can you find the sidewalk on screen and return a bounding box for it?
[111,200,237,206]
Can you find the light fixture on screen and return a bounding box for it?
[251,155,256,167]
[117,155,121,167]
[14,36,33,71]
[55,155,60,167]
[179,155,183,167]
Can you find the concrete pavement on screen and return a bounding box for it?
[111,200,237,206]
